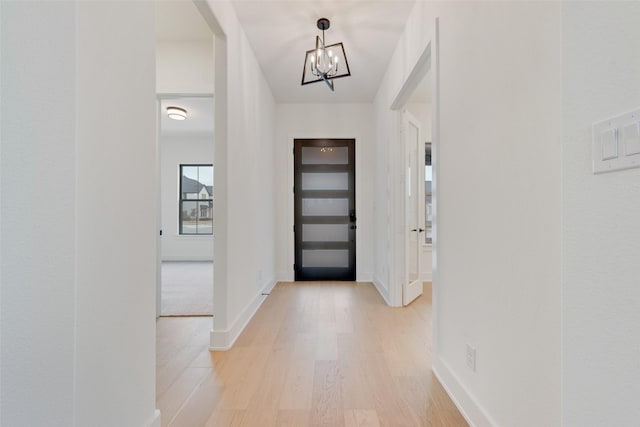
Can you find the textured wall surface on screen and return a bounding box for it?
[562,3,640,426]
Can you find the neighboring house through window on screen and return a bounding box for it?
[179,164,213,235]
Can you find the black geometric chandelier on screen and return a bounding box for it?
[301,18,351,92]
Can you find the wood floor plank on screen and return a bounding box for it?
[203,409,246,427]
[359,352,421,427]
[338,355,375,410]
[157,344,209,398]
[279,358,315,410]
[168,373,223,427]
[344,409,381,427]
[315,325,339,361]
[311,360,344,427]
[156,282,468,427]
[275,410,311,427]
[238,343,294,427]
[216,345,270,410]
[157,367,211,427]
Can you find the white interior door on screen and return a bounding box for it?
[403,112,424,305]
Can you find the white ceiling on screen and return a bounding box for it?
[160,97,214,135]
[230,0,416,103]
[156,0,211,42]
[155,0,416,103]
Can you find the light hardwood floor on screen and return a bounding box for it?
[156,282,468,427]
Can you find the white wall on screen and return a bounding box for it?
[160,134,214,261]
[75,3,158,424]
[156,40,214,94]
[202,0,277,350]
[1,2,159,426]
[0,3,3,422]
[275,104,375,282]
[562,3,640,426]
[374,2,562,426]
[1,3,76,423]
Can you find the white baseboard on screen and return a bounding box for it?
[372,275,392,306]
[161,256,213,262]
[262,278,277,294]
[432,356,496,427]
[209,278,275,351]
[144,410,161,427]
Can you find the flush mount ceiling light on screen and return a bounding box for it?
[301,18,351,92]
[166,106,187,120]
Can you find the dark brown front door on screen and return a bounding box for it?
[294,139,356,281]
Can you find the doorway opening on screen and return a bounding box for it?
[155,0,216,317]
[390,39,436,307]
[157,103,214,316]
[293,139,356,281]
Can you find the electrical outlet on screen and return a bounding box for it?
[466,344,476,372]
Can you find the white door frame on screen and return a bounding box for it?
[192,0,231,349]
[390,35,439,310]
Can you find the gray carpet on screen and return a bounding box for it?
[161,261,213,316]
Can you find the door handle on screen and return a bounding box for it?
[419,228,425,232]
[350,225,357,230]
[411,228,418,232]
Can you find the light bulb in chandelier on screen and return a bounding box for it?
[311,47,339,77]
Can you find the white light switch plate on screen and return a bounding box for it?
[593,108,640,174]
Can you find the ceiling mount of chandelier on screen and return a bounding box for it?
[301,18,351,92]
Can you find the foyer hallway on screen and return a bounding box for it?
[156,282,468,426]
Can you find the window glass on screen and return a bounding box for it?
[179,165,213,235]
[425,144,432,244]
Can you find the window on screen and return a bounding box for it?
[179,164,213,235]
[425,143,432,244]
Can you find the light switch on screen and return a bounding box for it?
[601,128,618,160]
[593,107,640,174]
[623,121,640,156]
